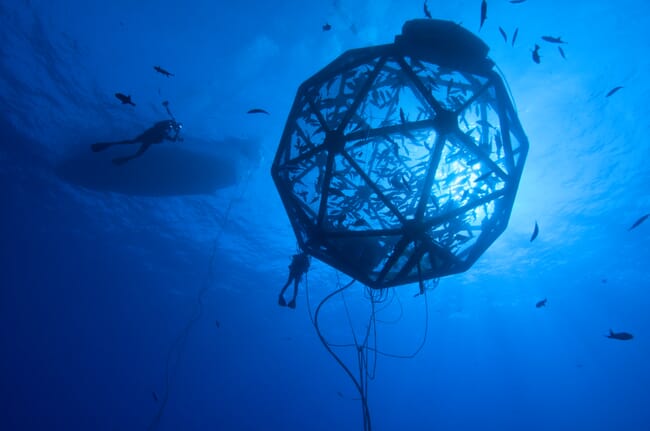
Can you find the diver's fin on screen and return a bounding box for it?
[287,299,296,309]
[278,295,286,307]
[91,142,113,152]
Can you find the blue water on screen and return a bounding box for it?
[1,1,649,430]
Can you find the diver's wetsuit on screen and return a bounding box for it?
[91,120,182,165]
[278,252,310,309]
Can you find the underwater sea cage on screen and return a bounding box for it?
[272,19,529,289]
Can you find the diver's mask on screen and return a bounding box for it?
[169,121,182,133]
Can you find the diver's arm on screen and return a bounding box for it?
[165,129,181,142]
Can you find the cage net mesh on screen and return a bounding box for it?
[273,20,528,289]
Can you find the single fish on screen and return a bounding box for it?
[495,130,503,155]
[532,44,541,64]
[498,26,507,42]
[446,78,454,97]
[558,46,566,59]
[606,329,634,341]
[423,1,432,18]
[541,35,567,44]
[247,108,270,115]
[154,65,174,77]
[152,391,159,402]
[628,213,649,231]
[530,221,539,242]
[322,23,332,31]
[215,320,221,328]
[606,86,623,97]
[337,391,344,398]
[390,175,405,190]
[401,176,412,192]
[510,0,526,3]
[535,298,547,308]
[511,27,519,46]
[114,92,135,106]
[479,0,487,31]
[399,107,406,124]
[391,174,411,192]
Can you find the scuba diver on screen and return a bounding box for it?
[278,251,310,309]
[91,101,183,165]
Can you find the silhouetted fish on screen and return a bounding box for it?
[530,221,539,242]
[152,391,159,402]
[215,320,221,328]
[532,44,541,64]
[114,92,135,106]
[390,174,409,191]
[541,35,567,44]
[446,78,454,97]
[247,108,270,115]
[322,23,332,31]
[606,86,623,97]
[510,0,526,3]
[423,1,432,18]
[606,329,633,341]
[479,0,487,30]
[498,26,507,42]
[399,107,406,124]
[628,213,649,231]
[536,298,547,308]
[337,391,344,398]
[154,65,174,77]
[558,46,566,59]
[511,27,519,46]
